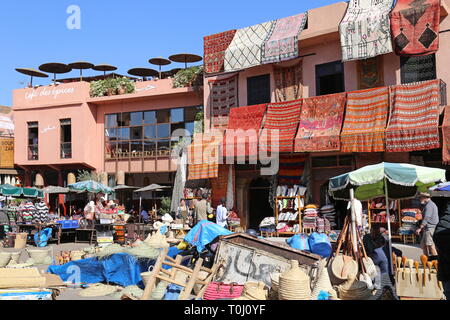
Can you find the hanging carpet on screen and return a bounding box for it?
[386,79,441,152]
[261,12,308,64]
[209,74,239,130]
[341,87,390,152]
[278,154,308,186]
[204,30,237,74]
[273,60,303,102]
[391,0,441,56]
[357,56,385,89]
[187,133,220,180]
[339,0,395,62]
[295,93,346,153]
[442,106,450,164]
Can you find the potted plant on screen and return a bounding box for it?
[172,66,204,93]
[117,77,135,95]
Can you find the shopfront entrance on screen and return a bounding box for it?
[248,177,272,230]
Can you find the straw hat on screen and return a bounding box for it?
[338,274,373,300]
[329,254,359,284]
[79,283,118,297]
[278,260,311,300]
[311,260,336,300]
[238,282,268,300]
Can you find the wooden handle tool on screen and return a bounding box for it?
[397,257,402,280]
[420,255,428,286]
[427,262,433,281]
[414,261,420,283]
[408,259,414,284]
[402,256,408,280]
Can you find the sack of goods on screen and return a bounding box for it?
[308,232,331,258]
[278,260,311,300]
[286,234,310,251]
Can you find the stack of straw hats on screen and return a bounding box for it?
[311,259,337,300]
[278,260,311,300]
[234,282,268,300]
[337,274,373,300]
[144,231,169,248]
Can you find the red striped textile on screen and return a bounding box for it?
[391,0,440,56]
[209,74,239,130]
[386,79,441,152]
[204,30,237,74]
[223,104,267,157]
[295,93,346,152]
[260,99,302,153]
[341,87,389,152]
[187,134,220,180]
[442,106,450,164]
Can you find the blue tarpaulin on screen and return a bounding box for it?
[34,228,53,247]
[184,220,233,253]
[47,248,183,287]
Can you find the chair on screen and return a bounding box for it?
[402,234,416,244]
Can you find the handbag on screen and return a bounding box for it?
[203,282,244,300]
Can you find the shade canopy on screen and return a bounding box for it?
[429,182,450,197]
[39,63,72,74]
[0,184,43,198]
[148,57,171,66]
[329,162,446,201]
[43,186,70,194]
[127,68,158,78]
[168,53,202,64]
[68,180,113,194]
[134,184,171,193]
[92,64,118,72]
[113,184,139,191]
[15,68,48,78]
[68,61,94,70]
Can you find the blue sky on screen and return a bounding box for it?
[0,0,339,106]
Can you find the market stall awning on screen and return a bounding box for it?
[134,184,171,193]
[113,185,139,191]
[43,186,70,194]
[0,184,43,198]
[329,162,446,201]
[68,180,113,194]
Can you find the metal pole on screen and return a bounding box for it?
[384,177,394,276]
[349,189,358,255]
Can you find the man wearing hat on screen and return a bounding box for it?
[416,193,439,259]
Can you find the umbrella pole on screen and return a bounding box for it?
[349,189,358,255]
[384,177,394,276]
[139,196,142,223]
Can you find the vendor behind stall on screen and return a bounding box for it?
[416,193,439,259]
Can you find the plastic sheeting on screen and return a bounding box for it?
[184,220,233,253]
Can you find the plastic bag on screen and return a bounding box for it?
[286,234,310,251]
[308,232,332,258]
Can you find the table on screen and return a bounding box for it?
[16,223,62,245]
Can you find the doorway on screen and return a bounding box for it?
[248,177,272,230]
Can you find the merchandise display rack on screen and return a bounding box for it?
[274,195,303,237]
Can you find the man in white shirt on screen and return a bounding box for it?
[216,198,228,228]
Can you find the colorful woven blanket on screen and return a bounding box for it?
[262,12,308,64]
[209,74,239,130]
[204,30,237,74]
[224,21,275,72]
[260,99,302,153]
[295,93,346,153]
[223,104,267,158]
[273,60,303,102]
[278,154,307,186]
[442,106,450,164]
[187,134,220,180]
[341,87,389,152]
[339,0,395,61]
[391,0,440,56]
[357,56,385,89]
[386,79,441,152]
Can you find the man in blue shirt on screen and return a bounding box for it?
[140,207,149,224]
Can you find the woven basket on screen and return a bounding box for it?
[311,260,336,299]
[338,275,373,300]
[0,252,12,267]
[278,260,311,300]
[26,248,51,265]
[241,282,268,300]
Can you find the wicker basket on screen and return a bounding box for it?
[0,252,12,267]
[278,260,311,300]
[329,254,359,285]
[26,248,51,265]
[338,275,373,300]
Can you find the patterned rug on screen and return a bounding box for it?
[400,54,437,83]
[357,56,384,89]
[341,87,389,152]
[391,0,440,56]
[386,79,441,152]
[442,106,450,164]
[295,93,346,152]
[278,154,308,186]
[223,104,267,157]
[260,99,302,153]
[339,0,395,62]
[262,12,308,64]
[187,134,220,180]
[224,21,275,72]
[210,165,229,208]
[273,60,303,102]
[204,30,237,74]
[209,74,239,130]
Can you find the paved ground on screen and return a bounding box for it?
[1,240,424,300]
